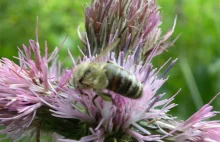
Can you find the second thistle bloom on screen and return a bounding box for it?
[82,0,176,61]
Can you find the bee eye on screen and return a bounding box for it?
[84,69,91,76]
[79,68,92,84]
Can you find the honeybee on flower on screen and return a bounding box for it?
[0,0,219,142]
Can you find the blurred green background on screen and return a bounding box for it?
[0,0,220,122]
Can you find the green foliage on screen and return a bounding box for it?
[0,0,85,66]
[0,0,219,124]
[157,0,220,119]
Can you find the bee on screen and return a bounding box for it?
[73,61,143,99]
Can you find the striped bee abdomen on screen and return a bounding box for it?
[104,63,143,99]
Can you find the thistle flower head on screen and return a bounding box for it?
[0,41,47,139]
[81,0,176,61]
[0,38,72,140]
[50,44,178,141]
[172,94,220,142]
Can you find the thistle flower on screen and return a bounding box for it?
[49,45,179,142]
[0,0,219,142]
[81,0,176,61]
[0,42,45,139]
[171,94,220,142]
[0,37,73,140]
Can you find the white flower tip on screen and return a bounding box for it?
[173,15,178,31]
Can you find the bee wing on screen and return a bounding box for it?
[107,60,125,70]
[97,38,120,58]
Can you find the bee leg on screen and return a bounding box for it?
[92,94,99,107]
[97,91,112,102]
[92,91,114,107]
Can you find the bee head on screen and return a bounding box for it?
[73,62,108,89]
